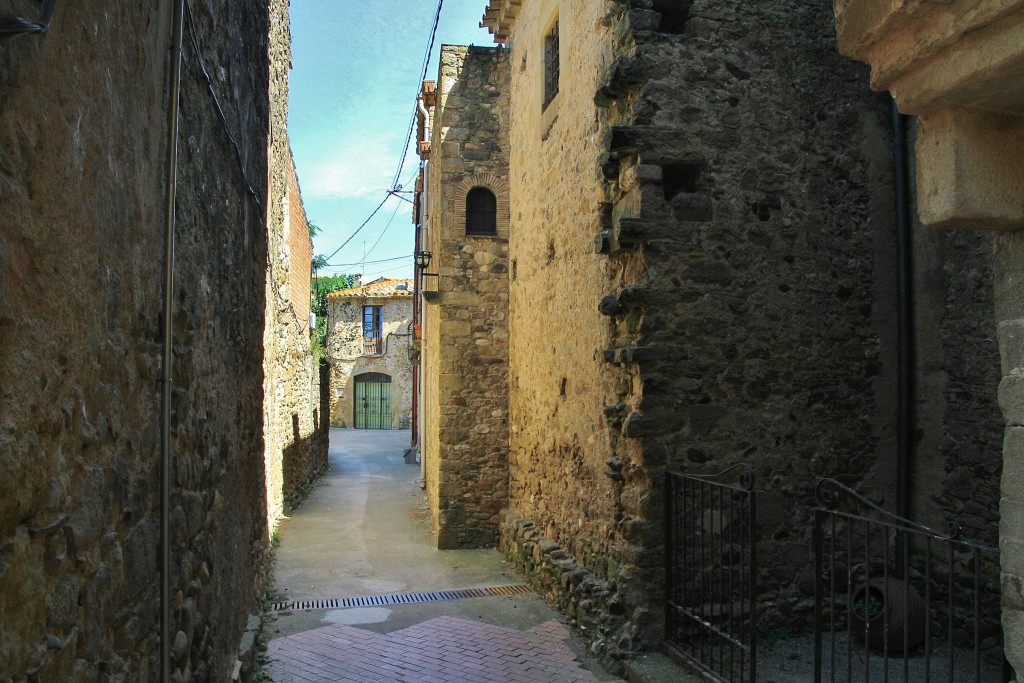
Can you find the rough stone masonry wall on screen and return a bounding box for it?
[497,0,1003,667]
[596,0,896,636]
[0,2,279,681]
[996,232,1024,673]
[500,0,649,666]
[423,45,510,549]
[910,210,1002,546]
[263,9,327,524]
[595,0,1002,631]
[325,296,413,428]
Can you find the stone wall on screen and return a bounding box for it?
[910,214,1002,544]
[498,0,651,665]
[263,6,327,526]
[488,0,1004,666]
[0,1,280,680]
[997,232,1024,675]
[421,46,511,549]
[325,292,414,429]
[830,0,1022,672]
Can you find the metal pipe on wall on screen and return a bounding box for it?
[161,1,185,680]
[891,97,914,524]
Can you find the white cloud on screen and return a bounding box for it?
[302,132,406,200]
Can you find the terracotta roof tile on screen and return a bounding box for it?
[325,277,414,300]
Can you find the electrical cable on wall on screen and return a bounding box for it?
[319,168,417,264]
[390,0,444,191]
[0,0,56,39]
[327,328,412,364]
[182,0,265,224]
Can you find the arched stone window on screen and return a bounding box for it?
[466,187,497,235]
[454,174,510,239]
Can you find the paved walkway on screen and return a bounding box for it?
[262,429,618,683]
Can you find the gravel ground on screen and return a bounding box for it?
[758,631,1008,683]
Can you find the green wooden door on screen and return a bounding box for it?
[354,372,392,429]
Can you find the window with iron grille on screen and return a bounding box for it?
[543,19,559,110]
[465,187,497,236]
[362,305,383,355]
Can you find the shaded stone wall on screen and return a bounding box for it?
[325,294,413,429]
[421,45,510,549]
[491,0,1003,667]
[997,232,1024,675]
[0,1,279,680]
[263,8,327,525]
[910,217,1002,544]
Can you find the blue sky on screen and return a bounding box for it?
[288,0,493,281]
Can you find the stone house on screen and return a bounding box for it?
[415,46,512,549]
[413,0,1013,672]
[325,278,415,430]
[0,1,325,680]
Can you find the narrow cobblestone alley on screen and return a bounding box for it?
[262,429,620,682]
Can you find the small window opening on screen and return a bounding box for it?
[662,163,702,200]
[652,0,693,33]
[543,20,559,109]
[466,187,497,236]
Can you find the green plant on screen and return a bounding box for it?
[310,271,356,350]
[853,590,883,619]
[310,333,326,364]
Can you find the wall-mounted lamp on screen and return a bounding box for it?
[415,250,433,269]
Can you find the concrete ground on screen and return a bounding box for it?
[261,428,622,682]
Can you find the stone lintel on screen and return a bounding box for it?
[835,0,1024,114]
[834,1,1024,230]
[916,109,1024,230]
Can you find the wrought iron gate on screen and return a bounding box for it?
[665,464,758,683]
[353,372,391,429]
[813,478,1008,683]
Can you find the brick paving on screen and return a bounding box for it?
[266,614,602,682]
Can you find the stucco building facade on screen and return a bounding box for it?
[413,0,1011,673]
[325,278,415,430]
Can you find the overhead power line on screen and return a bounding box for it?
[316,0,444,264]
[390,0,444,191]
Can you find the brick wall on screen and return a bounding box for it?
[285,157,313,326]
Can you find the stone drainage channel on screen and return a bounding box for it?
[269,583,531,612]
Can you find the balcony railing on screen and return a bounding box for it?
[362,336,383,356]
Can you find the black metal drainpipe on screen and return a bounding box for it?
[891,97,914,525]
[161,1,185,681]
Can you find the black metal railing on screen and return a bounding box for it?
[813,478,1008,683]
[666,464,758,683]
